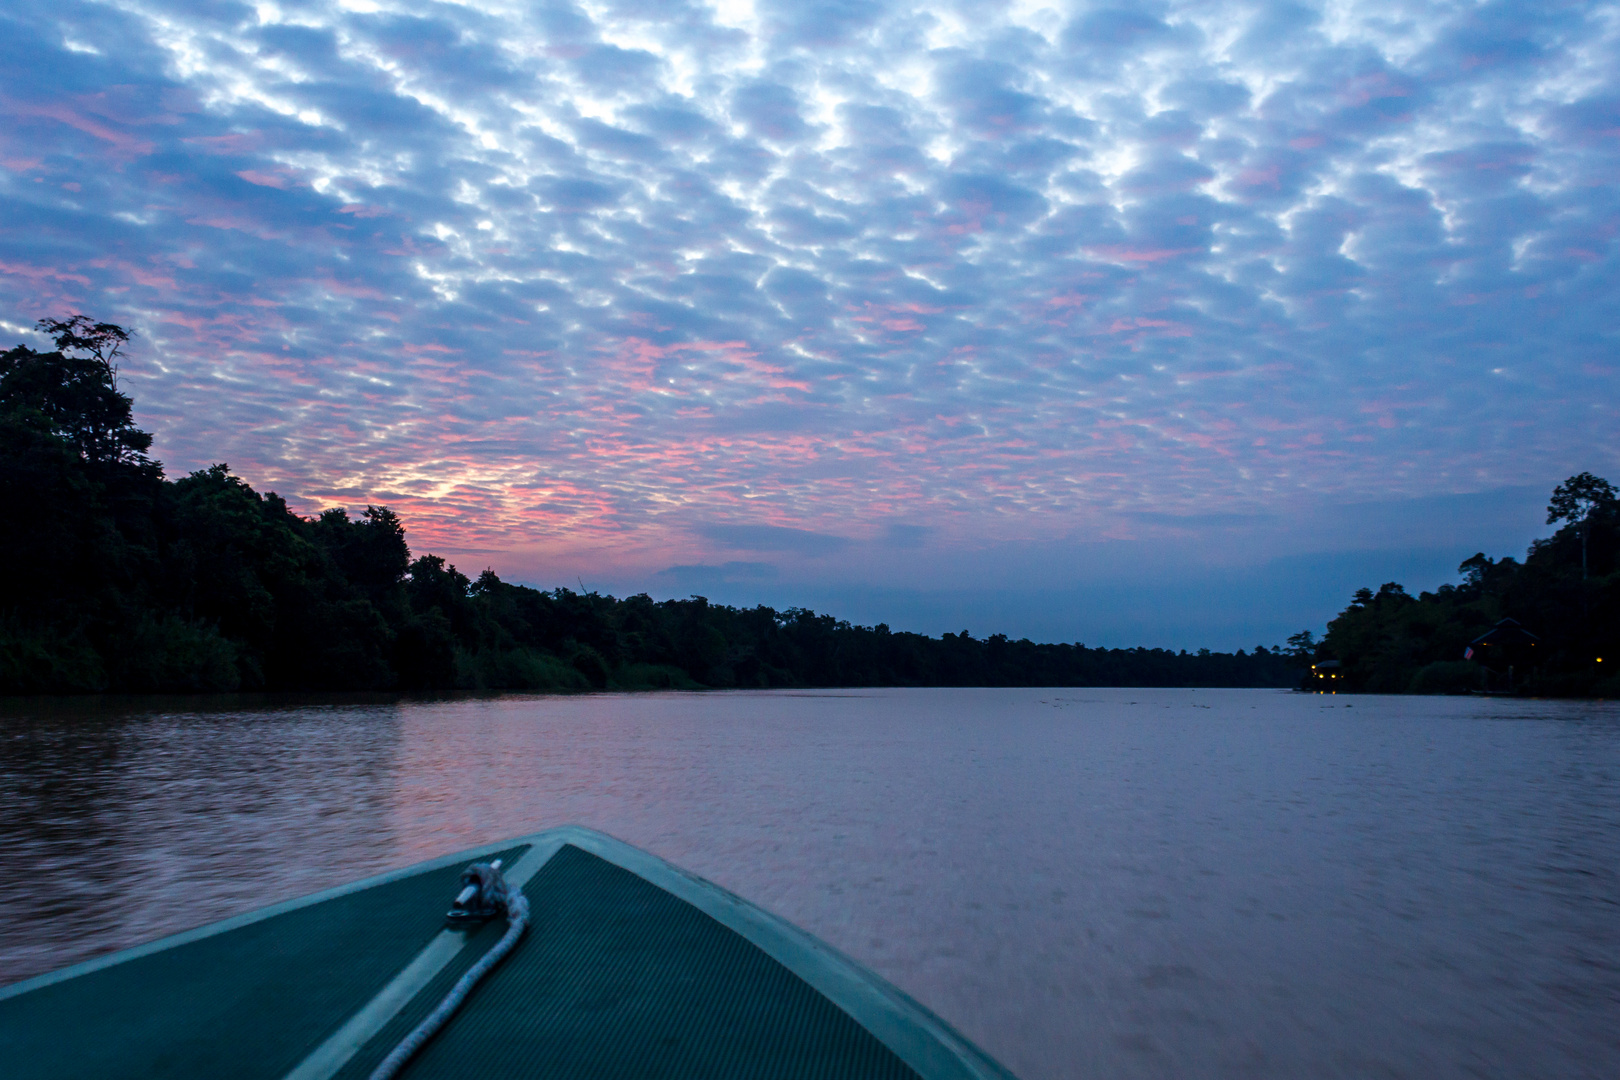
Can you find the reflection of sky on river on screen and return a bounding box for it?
[0,698,404,979]
[4,1,1618,646]
[6,690,1618,1080]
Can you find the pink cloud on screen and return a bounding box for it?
[1235,164,1281,190]
[0,260,91,286]
[1107,317,1192,337]
[184,132,265,154]
[6,98,157,159]
[1086,245,1200,264]
[88,256,178,290]
[1339,71,1412,107]
[236,170,295,189]
[318,277,391,300]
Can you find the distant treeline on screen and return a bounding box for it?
[1,318,1300,694]
[1310,473,1619,697]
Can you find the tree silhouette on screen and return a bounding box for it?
[1,317,153,471]
[38,316,131,368]
[1547,472,1617,579]
[0,313,1466,696]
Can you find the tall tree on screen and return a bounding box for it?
[1547,472,1617,579]
[0,317,154,472]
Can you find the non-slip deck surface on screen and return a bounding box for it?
[0,846,529,1080]
[339,844,923,1080]
[3,842,934,1080]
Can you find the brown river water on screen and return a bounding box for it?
[2,687,1617,1079]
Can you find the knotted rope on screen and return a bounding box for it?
[368,861,530,1080]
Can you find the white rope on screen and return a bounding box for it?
[367,872,530,1080]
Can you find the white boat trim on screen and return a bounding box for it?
[282,836,566,1080]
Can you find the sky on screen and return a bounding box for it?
[2,0,1617,649]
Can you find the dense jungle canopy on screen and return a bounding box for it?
[4,319,1611,696]
[1313,471,1619,696]
[1,319,1300,694]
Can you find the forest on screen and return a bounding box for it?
[1312,472,1618,696]
[1,319,1301,694]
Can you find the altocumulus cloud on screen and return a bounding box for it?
[1,0,1617,639]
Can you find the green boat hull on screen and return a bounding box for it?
[0,826,1013,1080]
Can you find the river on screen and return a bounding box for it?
[2,687,1616,1079]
